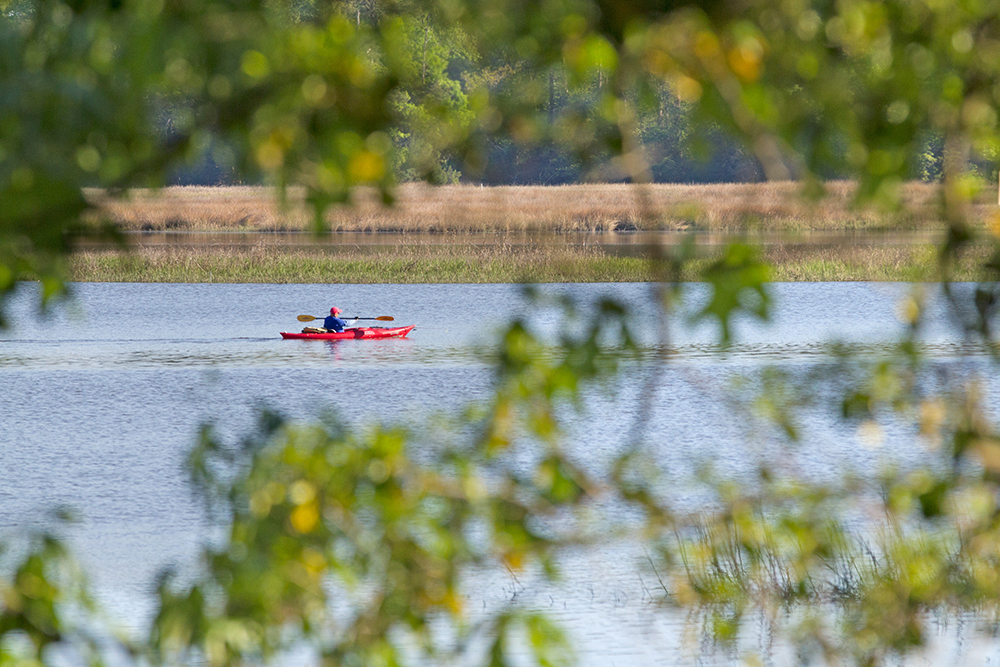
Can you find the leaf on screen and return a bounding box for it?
[692,242,772,345]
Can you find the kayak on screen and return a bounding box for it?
[280,325,415,340]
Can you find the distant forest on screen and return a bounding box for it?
[161,0,960,189]
[175,104,768,187]
[168,0,766,187]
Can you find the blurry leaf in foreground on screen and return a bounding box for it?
[692,242,771,345]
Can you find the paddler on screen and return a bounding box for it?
[323,307,357,333]
[323,306,358,333]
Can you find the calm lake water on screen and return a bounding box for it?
[1,281,997,665]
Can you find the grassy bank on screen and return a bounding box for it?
[70,245,650,283]
[74,182,1000,282]
[88,181,998,234]
[68,242,994,283]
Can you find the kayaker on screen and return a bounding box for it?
[323,307,348,332]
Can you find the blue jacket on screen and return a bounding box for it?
[323,315,347,332]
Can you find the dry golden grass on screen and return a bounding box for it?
[87,181,993,234]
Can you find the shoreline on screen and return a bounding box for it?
[68,181,999,283]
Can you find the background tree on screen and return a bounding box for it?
[384,5,478,182]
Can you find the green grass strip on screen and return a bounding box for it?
[67,242,993,283]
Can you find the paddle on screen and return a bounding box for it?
[297,314,394,322]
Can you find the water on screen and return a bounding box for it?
[0,281,996,664]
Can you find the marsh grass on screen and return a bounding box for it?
[69,243,653,283]
[761,244,959,282]
[87,181,992,234]
[75,181,1000,282]
[67,241,993,283]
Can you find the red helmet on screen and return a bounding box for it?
[330,307,342,315]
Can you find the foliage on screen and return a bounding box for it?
[9,0,1000,665]
[384,8,478,183]
[0,0,469,320]
[0,531,100,667]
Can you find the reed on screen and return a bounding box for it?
[67,240,992,283]
[86,181,994,234]
[68,244,653,283]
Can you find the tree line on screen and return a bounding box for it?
[168,0,770,186]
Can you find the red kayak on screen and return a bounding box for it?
[280,325,415,340]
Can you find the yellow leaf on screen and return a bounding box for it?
[290,501,320,533]
[348,150,385,182]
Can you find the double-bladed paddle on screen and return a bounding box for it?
[297,314,394,322]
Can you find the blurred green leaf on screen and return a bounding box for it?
[692,242,771,345]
